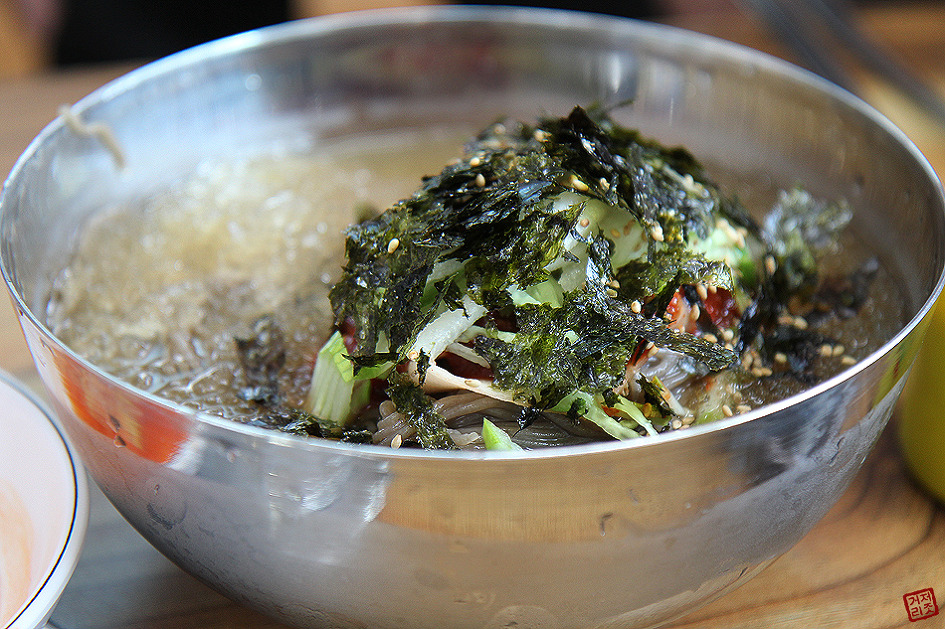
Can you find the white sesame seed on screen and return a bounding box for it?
[721,329,734,342]
[765,255,777,275]
[690,304,701,321]
[794,316,808,330]
[696,283,709,301]
[391,434,403,449]
[387,238,400,254]
[600,178,610,191]
[736,404,752,414]
[579,218,590,228]
[819,344,833,357]
[606,288,618,297]
[475,173,486,187]
[671,419,683,430]
[833,344,845,356]
[570,175,589,192]
[533,129,548,142]
[841,355,857,366]
[704,333,718,344]
[774,352,788,364]
[630,300,642,314]
[469,156,481,167]
[464,379,480,388]
[651,224,664,242]
[722,404,733,417]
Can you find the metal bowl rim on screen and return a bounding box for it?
[2,5,943,462]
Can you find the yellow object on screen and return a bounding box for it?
[900,293,945,503]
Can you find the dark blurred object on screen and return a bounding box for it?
[54,0,290,65]
[455,0,662,18]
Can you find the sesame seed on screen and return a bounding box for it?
[759,367,773,377]
[721,328,734,342]
[832,344,845,356]
[724,342,735,351]
[651,224,664,242]
[600,178,610,191]
[819,344,833,357]
[579,218,590,228]
[696,283,709,301]
[475,173,486,187]
[707,283,717,294]
[765,255,777,275]
[704,333,718,344]
[741,355,753,370]
[671,419,683,429]
[533,129,548,142]
[387,238,400,254]
[607,279,621,289]
[630,300,642,313]
[464,379,480,388]
[408,350,419,361]
[794,316,808,330]
[391,434,403,449]
[469,156,481,167]
[570,175,589,192]
[493,123,506,134]
[722,404,733,417]
[606,288,618,297]
[841,355,857,366]
[682,415,695,426]
[774,352,788,364]
[736,404,752,414]
[690,304,701,321]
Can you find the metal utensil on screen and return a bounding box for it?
[2,7,944,629]
[742,0,945,123]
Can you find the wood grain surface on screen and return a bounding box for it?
[0,4,943,628]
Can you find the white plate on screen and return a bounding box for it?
[0,372,88,629]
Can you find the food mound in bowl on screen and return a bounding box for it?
[47,106,897,450]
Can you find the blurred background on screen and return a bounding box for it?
[0,0,905,80]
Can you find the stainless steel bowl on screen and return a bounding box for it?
[3,7,944,629]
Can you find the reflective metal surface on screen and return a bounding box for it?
[2,7,944,629]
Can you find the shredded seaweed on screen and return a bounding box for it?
[315,106,853,447]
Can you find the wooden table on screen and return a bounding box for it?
[1,4,943,628]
